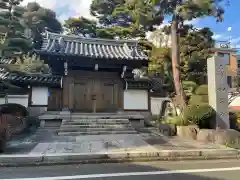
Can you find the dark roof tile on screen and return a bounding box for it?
[0,66,62,87]
[34,31,148,60]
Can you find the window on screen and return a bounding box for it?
[218,52,230,65]
[227,76,232,88]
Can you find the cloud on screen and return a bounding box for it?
[184,18,200,25]
[212,33,224,40]
[21,0,94,21]
[236,44,240,48]
[231,37,240,44]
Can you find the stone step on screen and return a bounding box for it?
[60,124,132,128]
[62,121,131,125]
[40,112,145,120]
[59,127,135,132]
[67,115,143,119]
[58,130,138,136]
[62,118,130,122]
[36,127,59,133]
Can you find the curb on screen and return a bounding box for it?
[0,149,240,167]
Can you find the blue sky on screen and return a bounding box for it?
[188,1,240,48]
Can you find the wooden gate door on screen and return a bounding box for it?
[71,71,123,112]
[73,80,92,112]
[96,79,120,112]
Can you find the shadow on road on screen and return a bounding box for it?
[0,162,227,180]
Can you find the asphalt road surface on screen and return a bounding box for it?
[0,160,239,180]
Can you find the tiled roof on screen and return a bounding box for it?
[34,31,148,60]
[0,67,62,87]
[125,78,151,89]
[0,58,14,64]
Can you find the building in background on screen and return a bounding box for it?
[212,41,238,88]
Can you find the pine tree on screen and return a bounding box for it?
[0,0,32,57]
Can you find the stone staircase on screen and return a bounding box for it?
[35,120,62,135]
[58,117,137,136]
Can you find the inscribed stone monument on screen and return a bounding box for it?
[207,55,229,129]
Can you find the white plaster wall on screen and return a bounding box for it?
[0,95,29,107]
[31,87,48,105]
[123,90,148,110]
[151,97,171,115]
[229,96,240,107]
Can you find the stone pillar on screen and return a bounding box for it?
[207,55,229,129]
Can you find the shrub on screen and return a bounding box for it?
[183,103,215,128]
[189,84,208,104]
[22,116,40,133]
[195,84,208,95]
[229,112,238,129]
[189,94,208,104]
[0,138,7,153]
[152,115,160,121]
[182,81,198,96]
[229,111,240,130]
[233,111,240,123]
[0,103,28,117]
[164,116,189,126]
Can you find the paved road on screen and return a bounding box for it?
[0,160,239,180]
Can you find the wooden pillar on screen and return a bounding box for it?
[62,60,70,111]
[62,77,70,110]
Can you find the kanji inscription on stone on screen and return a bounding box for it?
[207,56,229,129]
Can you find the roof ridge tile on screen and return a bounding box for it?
[45,30,139,45]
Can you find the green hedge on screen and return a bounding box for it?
[183,103,215,128]
[164,116,189,126]
[189,94,208,104]
[189,84,208,104]
[195,84,208,95]
[182,81,198,96]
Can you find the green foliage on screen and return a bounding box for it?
[148,25,214,84]
[0,54,50,74]
[22,2,62,48]
[0,0,32,56]
[150,0,227,107]
[22,2,62,33]
[14,53,50,74]
[189,84,208,104]
[148,47,171,74]
[151,0,226,22]
[179,28,214,83]
[64,17,97,37]
[90,0,124,17]
[233,111,240,124]
[164,116,189,126]
[195,84,208,95]
[90,0,163,39]
[97,25,145,39]
[189,95,208,104]
[182,81,197,96]
[183,103,215,128]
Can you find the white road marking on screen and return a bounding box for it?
[1,167,240,180]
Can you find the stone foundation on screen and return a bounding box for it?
[28,107,47,117]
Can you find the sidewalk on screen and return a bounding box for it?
[0,128,239,166]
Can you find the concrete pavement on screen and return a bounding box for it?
[0,159,239,179]
[1,128,239,166]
